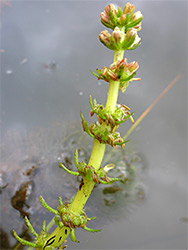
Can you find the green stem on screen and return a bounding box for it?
[68,139,106,214]
[105,80,119,113]
[105,50,124,112]
[67,49,124,215]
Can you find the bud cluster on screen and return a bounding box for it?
[100,3,143,31]
[60,149,122,185]
[89,95,134,128]
[58,202,88,229]
[99,3,142,52]
[40,196,101,243]
[92,58,140,93]
[99,27,141,51]
[90,123,128,148]
[81,112,128,148]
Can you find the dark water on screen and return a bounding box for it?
[0,1,187,249]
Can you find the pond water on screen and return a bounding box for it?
[0,1,187,250]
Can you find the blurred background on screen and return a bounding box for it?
[0,1,187,249]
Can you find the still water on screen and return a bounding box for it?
[1,1,187,249]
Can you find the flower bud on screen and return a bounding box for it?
[123,2,135,15]
[112,27,123,43]
[115,59,127,78]
[124,28,141,49]
[100,4,121,29]
[132,11,143,23]
[127,61,139,73]
[134,22,142,31]
[126,28,137,41]
[107,69,117,81]
[100,4,118,29]
[132,33,141,47]
[120,14,127,24]
[117,58,127,69]
[125,11,143,31]
[105,4,117,16]
[99,30,111,47]
[100,11,114,29]
[100,11,109,23]
[101,67,108,76]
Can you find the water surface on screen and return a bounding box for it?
[1,1,187,249]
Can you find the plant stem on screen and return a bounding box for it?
[105,50,124,112]
[67,49,124,215]
[67,139,106,214]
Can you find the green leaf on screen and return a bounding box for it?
[99,177,122,184]
[91,70,99,78]
[82,226,101,233]
[39,196,59,215]
[59,162,79,176]
[80,112,95,138]
[25,216,38,237]
[74,149,79,168]
[114,139,129,146]
[70,229,80,243]
[12,230,37,248]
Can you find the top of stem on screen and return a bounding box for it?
[99,3,143,52]
[100,3,143,32]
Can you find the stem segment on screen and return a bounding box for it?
[68,139,106,214]
[68,49,124,215]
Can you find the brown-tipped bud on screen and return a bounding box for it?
[127,61,139,73]
[120,14,127,24]
[107,69,118,81]
[99,30,111,47]
[126,28,137,41]
[123,2,135,15]
[100,4,118,29]
[105,4,117,16]
[112,27,123,43]
[132,11,143,23]
[100,11,113,29]
[100,11,110,23]
[116,58,127,71]
[125,28,141,49]
[102,67,108,76]
[134,22,142,31]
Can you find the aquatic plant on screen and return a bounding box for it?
[13,2,143,249]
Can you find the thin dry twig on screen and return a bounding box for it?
[123,74,182,139]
